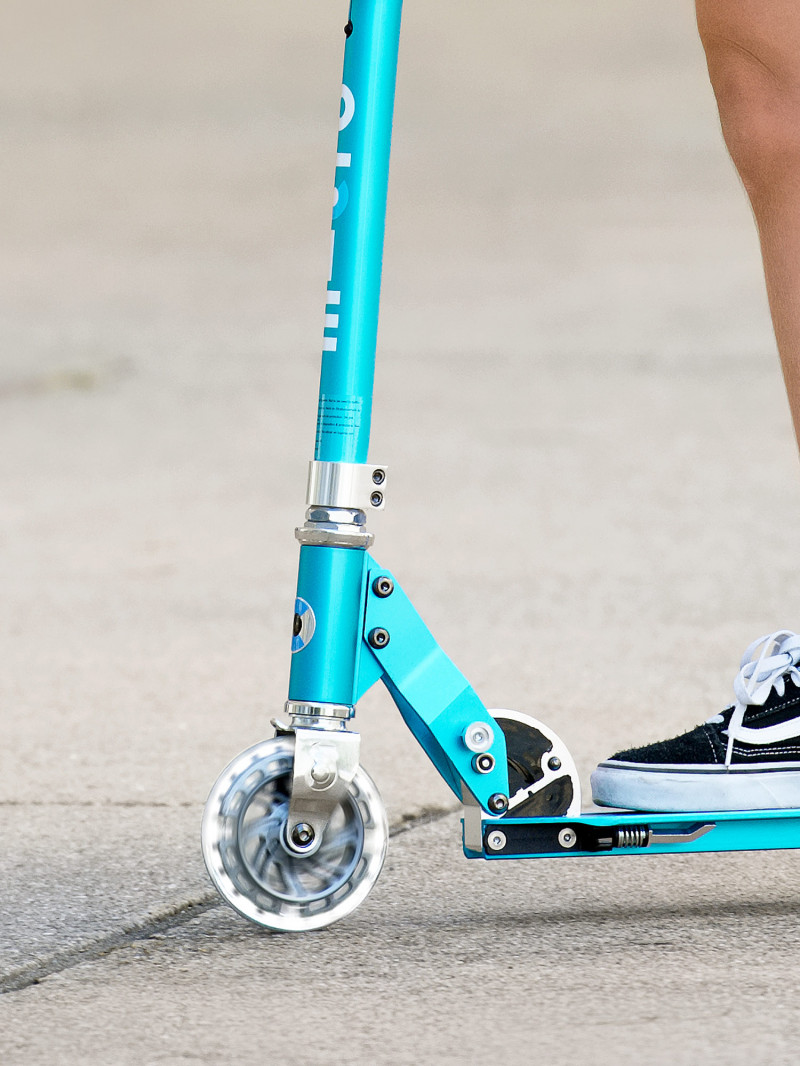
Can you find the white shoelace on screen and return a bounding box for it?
[708,630,800,766]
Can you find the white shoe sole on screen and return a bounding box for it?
[591,760,800,812]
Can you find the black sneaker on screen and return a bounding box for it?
[591,630,800,811]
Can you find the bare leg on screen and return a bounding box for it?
[696,0,800,448]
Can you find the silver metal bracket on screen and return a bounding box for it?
[282,703,361,855]
[305,461,387,512]
[295,462,387,549]
[462,793,484,854]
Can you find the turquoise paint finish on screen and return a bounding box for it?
[467,808,800,860]
[362,562,510,810]
[315,0,404,463]
[380,677,467,799]
[353,615,384,702]
[288,546,370,706]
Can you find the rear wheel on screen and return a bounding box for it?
[491,709,582,816]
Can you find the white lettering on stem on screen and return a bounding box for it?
[325,84,356,355]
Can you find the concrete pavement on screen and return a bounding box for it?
[2,0,799,1062]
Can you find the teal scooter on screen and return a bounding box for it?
[201,0,800,932]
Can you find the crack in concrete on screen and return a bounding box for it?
[0,895,221,996]
[0,805,457,996]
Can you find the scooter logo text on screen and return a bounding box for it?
[323,83,355,354]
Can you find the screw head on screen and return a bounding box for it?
[558,827,577,849]
[488,793,508,814]
[368,627,390,649]
[372,576,395,598]
[372,468,386,485]
[473,752,495,774]
[548,756,562,772]
[463,721,495,753]
[486,830,507,852]
[290,822,315,848]
[370,491,383,507]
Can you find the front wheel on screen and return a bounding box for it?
[202,736,388,932]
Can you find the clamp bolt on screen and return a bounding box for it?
[372,576,395,598]
[368,628,391,649]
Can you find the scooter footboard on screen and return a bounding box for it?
[464,808,800,859]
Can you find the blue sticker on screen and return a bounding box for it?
[332,180,349,220]
[291,597,316,653]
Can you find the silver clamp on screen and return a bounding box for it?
[295,461,387,549]
[305,461,387,511]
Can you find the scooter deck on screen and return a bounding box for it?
[464,807,800,859]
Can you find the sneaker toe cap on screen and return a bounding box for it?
[608,722,723,766]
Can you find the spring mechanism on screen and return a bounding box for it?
[615,825,650,849]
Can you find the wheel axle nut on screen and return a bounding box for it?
[368,627,390,649]
[290,822,316,848]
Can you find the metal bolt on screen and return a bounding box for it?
[488,793,508,814]
[372,468,386,485]
[558,827,577,849]
[290,823,315,848]
[463,721,495,753]
[310,762,335,787]
[486,830,507,852]
[548,756,562,772]
[370,491,383,507]
[473,752,495,774]
[368,627,390,649]
[372,576,395,598]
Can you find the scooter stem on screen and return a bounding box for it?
[316,0,404,465]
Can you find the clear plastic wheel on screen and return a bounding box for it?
[202,736,388,932]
